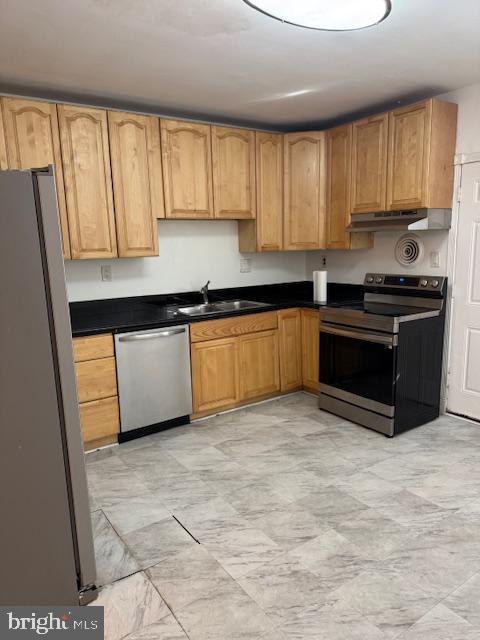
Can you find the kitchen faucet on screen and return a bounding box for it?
[200,280,210,304]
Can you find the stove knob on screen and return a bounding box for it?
[375,276,383,284]
[366,276,374,284]
[420,279,428,287]
[430,279,440,288]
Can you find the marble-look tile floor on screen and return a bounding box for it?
[86,392,480,640]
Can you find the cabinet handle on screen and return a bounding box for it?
[118,328,186,342]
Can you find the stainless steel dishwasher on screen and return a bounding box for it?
[115,325,193,441]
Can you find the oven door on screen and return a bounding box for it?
[319,322,398,416]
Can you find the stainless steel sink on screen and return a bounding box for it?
[178,299,269,316]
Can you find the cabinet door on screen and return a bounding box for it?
[239,330,280,401]
[161,119,213,219]
[1,98,71,258]
[255,132,283,250]
[212,126,256,219]
[278,309,302,392]
[326,124,352,249]
[191,337,240,414]
[108,111,162,257]
[284,131,326,250]
[386,100,431,210]
[58,104,117,259]
[0,106,8,170]
[301,309,319,393]
[351,113,388,214]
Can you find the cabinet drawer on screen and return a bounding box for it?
[190,311,277,343]
[73,334,114,362]
[75,357,117,403]
[79,397,120,443]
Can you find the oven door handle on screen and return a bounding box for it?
[319,323,398,347]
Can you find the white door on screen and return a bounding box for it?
[448,161,480,420]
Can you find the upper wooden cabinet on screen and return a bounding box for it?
[351,113,388,214]
[58,105,117,259]
[326,124,373,250]
[212,126,256,219]
[284,131,326,250]
[326,124,352,249]
[1,97,71,258]
[108,111,162,257]
[238,132,283,252]
[386,99,457,210]
[161,119,214,219]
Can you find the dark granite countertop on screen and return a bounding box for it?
[69,281,364,337]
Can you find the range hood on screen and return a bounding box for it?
[347,209,452,233]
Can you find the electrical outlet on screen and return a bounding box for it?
[101,265,112,281]
[240,258,252,273]
[321,255,327,267]
[430,251,440,268]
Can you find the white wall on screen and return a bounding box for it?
[306,232,450,284]
[438,82,480,156]
[65,220,307,302]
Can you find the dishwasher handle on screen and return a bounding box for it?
[118,328,186,342]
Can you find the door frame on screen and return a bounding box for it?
[443,153,480,415]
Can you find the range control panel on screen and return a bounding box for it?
[364,273,446,291]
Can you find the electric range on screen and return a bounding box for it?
[318,273,447,437]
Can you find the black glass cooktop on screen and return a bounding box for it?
[326,301,434,318]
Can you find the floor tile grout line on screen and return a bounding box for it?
[93,508,145,589]
[146,572,193,640]
[172,514,201,544]
[437,569,480,625]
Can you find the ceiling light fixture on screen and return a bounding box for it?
[243,0,392,31]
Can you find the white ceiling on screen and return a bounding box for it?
[1,0,479,130]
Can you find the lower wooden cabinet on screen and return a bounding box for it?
[79,397,120,449]
[239,329,280,401]
[191,337,240,414]
[73,333,114,362]
[278,309,303,392]
[190,308,320,418]
[301,309,320,393]
[75,357,117,404]
[73,333,120,450]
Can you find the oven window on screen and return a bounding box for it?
[320,331,397,407]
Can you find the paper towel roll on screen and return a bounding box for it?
[313,270,327,303]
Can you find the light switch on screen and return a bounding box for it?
[430,251,440,268]
[240,258,252,273]
[101,265,112,281]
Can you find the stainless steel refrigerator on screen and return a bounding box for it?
[0,167,97,605]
